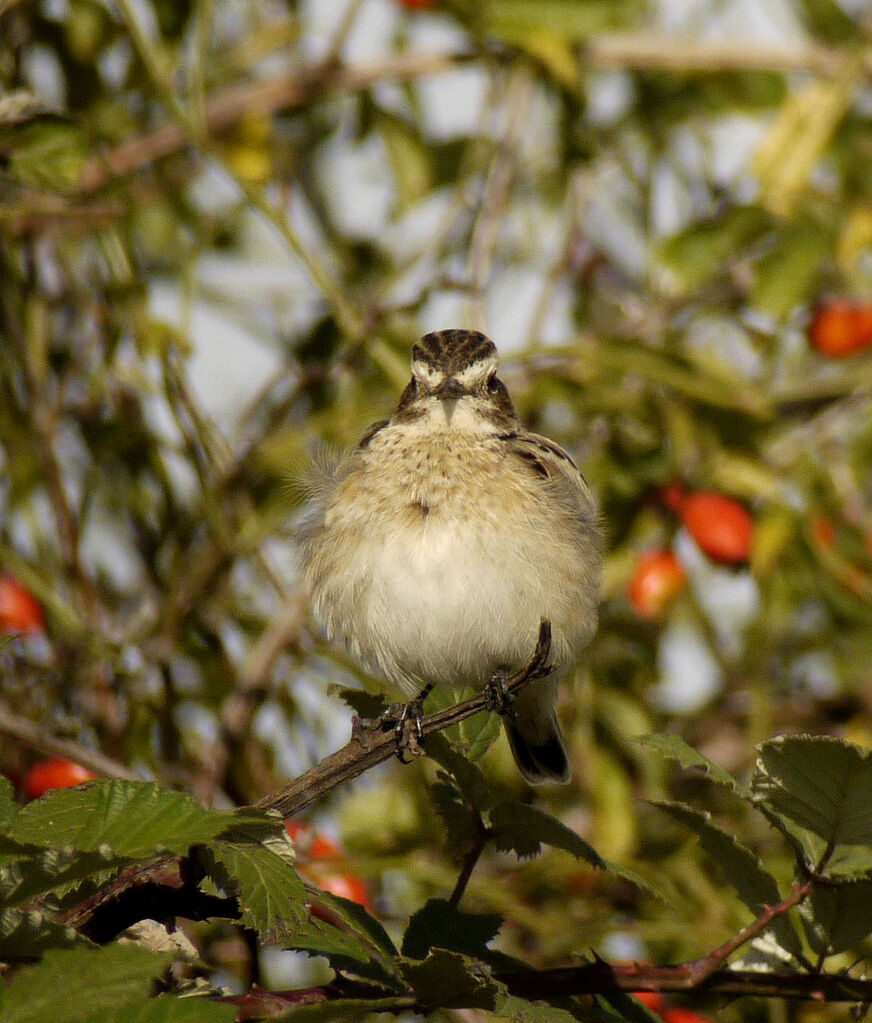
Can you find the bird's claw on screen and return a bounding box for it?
[378,683,433,763]
[484,669,515,716]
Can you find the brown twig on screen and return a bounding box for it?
[257,619,553,819]
[76,52,467,196]
[584,33,855,76]
[497,961,872,1003]
[0,701,141,781]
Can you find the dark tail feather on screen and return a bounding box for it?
[504,716,571,785]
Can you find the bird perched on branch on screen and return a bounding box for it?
[299,329,602,783]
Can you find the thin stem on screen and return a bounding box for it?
[464,64,535,327]
[682,879,814,985]
[0,701,141,780]
[447,826,489,909]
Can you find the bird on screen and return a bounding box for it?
[298,328,602,783]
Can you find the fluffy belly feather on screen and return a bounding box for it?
[320,510,592,695]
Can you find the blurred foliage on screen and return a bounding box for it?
[1,0,872,1019]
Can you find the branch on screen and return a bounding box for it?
[0,701,141,781]
[257,619,553,819]
[62,622,553,938]
[76,52,466,195]
[584,33,857,76]
[496,961,872,1003]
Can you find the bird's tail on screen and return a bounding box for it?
[503,678,570,784]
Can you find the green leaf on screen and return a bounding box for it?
[639,734,751,798]
[205,837,388,970]
[482,0,645,41]
[0,945,172,1023]
[750,219,833,321]
[493,993,582,1023]
[7,781,261,858]
[0,777,17,828]
[377,112,432,213]
[0,907,82,959]
[401,898,502,960]
[5,118,88,193]
[400,949,502,1011]
[204,836,307,944]
[653,800,802,958]
[458,708,502,764]
[91,995,237,1023]
[805,879,872,955]
[0,847,131,908]
[308,889,399,962]
[426,733,491,812]
[489,800,606,866]
[430,779,482,860]
[752,736,872,852]
[656,206,770,294]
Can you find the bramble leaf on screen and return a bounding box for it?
[639,734,751,798]
[752,736,872,876]
[7,781,262,858]
[401,898,502,960]
[653,800,803,957]
[0,945,172,1023]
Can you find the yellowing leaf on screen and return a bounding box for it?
[751,69,858,218]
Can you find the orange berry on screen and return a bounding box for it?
[681,492,753,564]
[23,759,98,799]
[629,550,687,620]
[0,574,44,635]
[809,300,872,358]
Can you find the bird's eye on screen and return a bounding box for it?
[487,374,500,393]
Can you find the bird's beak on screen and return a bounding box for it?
[435,378,465,400]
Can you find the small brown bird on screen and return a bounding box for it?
[299,329,602,783]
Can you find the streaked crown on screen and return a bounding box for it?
[411,329,498,392]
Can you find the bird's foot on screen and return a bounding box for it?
[484,668,515,716]
[378,684,433,763]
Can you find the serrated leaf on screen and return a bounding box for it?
[0,776,17,828]
[806,879,872,955]
[205,839,385,970]
[0,945,172,1023]
[0,907,82,958]
[7,781,259,858]
[653,800,802,958]
[309,888,399,962]
[0,847,131,908]
[204,838,307,943]
[430,779,482,859]
[400,949,501,1011]
[90,995,237,1023]
[489,801,607,867]
[639,734,751,798]
[493,992,582,1022]
[402,898,502,960]
[426,733,491,812]
[752,736,872,852]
